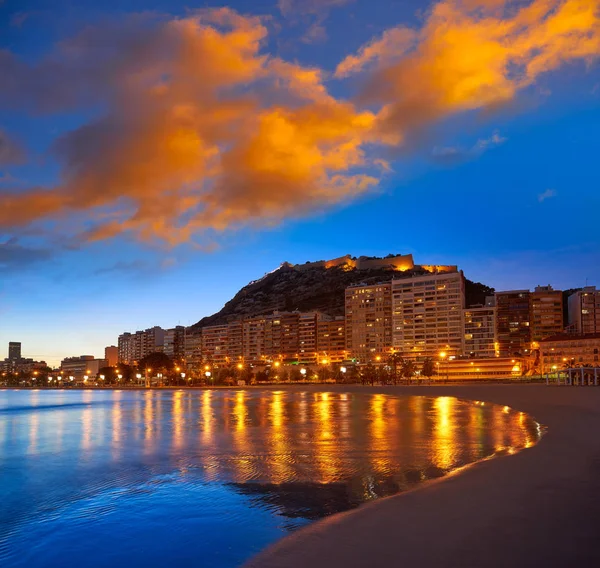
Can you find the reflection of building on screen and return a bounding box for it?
[118,326,166,364]
[463,298,497,358]
[440,357,524,380]
[568,287,600,334]
[345,283,393,362]
[540,333,600,372]
[495,290,531,357]
[61,355,108,378]
[104,346,118,367]
[392,271,465,360]
[530,285,564,341]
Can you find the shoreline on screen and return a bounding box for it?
[245,384,600,568]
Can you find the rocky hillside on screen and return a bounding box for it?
[192,257,494,329]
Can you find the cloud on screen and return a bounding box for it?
[0,1,597,250]
[538,188,557,202]
[0,9,380,245]
[0,129,25,165]
[432,131,506,163]
[337,0,600,140]
[0,238,53,273]
[93,260,149,275]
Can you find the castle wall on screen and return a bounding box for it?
[356,254,414,272]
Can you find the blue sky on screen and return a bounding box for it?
[0,0,599,366]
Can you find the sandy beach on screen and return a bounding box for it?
[246,384,600,568]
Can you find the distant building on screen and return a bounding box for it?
[495,290,532,357]
[540,333,600,373]
[568,287,600,335]
[117,326,166,364]
[8,342,21,361]
[104,346,118,367]
[392,271,465,360]
[345,282,393,362]
[463,298,497,358]
[530,285,564,342]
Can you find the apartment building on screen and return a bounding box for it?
[163,326,186,362]
[201,324,230,365]
[464,297,497,358]
[316,317,346,363]
[495,290,531,357]
[568,287,600,334]
[117,326,166,364]
[184,329,203,370]
[530,285,564,342]
[392,271,464,360]
[345,283,393,362]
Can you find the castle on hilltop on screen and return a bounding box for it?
[290,254,457,274]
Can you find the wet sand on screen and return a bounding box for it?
[246,384,600,568]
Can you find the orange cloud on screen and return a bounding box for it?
[0,9,379,245]
[338,0,600,136]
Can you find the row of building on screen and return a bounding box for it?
[114,267,600,375]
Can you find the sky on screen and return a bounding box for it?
[0,0,599,366]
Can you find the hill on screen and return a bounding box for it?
[191,255,494,329]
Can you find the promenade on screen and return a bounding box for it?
[247,384,600,568]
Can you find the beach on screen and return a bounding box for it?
[247,384,600,568]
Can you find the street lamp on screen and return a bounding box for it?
[300,368,307,380]
[205,371,212,381]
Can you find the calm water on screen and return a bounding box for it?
[0,389,541,567]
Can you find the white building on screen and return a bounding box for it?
[392,271,465,360]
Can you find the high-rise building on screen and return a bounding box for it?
[184,329,203,370]
[118,327,166,364]
[8,342,21,361]
[316,317,346,363]
[392,271,465,360]
[104,346,118,367]
[345,283,393,362]
[463,297,497,358]
[495,290,532,356]
[530,285,564,342]
[201,324,230,365]
[163,326,186,362]
[568,287,600,334]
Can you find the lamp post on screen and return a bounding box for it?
[300,368,307,381]
[439,351,448,382]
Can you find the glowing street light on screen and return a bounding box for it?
[300,368,307,377]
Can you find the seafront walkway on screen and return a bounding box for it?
[247,384,600,568]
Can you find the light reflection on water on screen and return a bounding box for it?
[0,389,541,568]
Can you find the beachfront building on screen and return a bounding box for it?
[530,285,564,342]
[163,326,186,363]
[463,298,497,358]
[437,357,524,380]
[316,317,346,363]
[540,333,600,373]
[392,271,465,361]
[495,290,531,357]
[345,283,393,362]
[117,326,166,364]
[568,287,600,334]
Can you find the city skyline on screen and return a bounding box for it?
[1,0,599,365]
